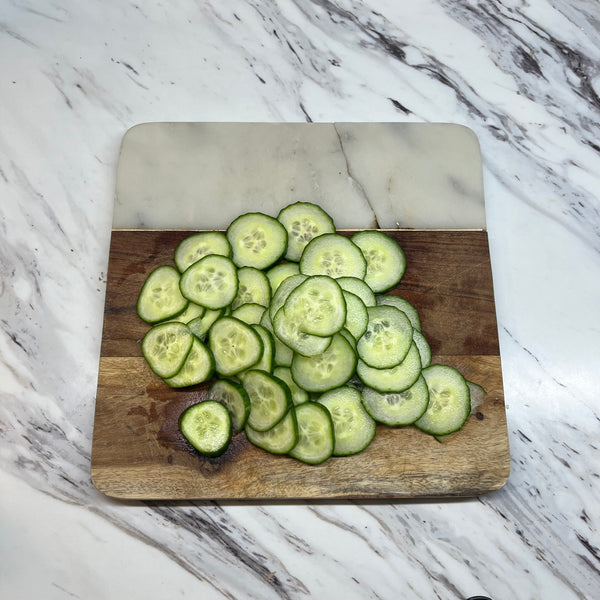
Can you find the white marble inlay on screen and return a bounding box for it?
[114,122,485,230]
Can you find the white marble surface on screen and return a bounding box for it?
[1,1,599,599]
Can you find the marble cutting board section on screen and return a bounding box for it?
[92,122,507,500]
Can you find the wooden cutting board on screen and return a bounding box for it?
[91,228,509,500]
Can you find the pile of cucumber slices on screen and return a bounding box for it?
[137,202,479,464]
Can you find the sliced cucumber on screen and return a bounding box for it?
[188,307,223,340]
[227,212,288,270]
[289,402,334,465]
[174,231,231,273]
[283,275,346,337]
[246,407,298,454]
[266,262,301,294]
[165,301,206,324]
[337,276,376,308]
[243,370,292,431]
[412,329,431,368]
[357,305,413,369]
[245,324,274,374]
[260,309,294,367]
[290,332,357,393]
[361,374,429,426]
[376,294,421,332]
[269,273,307,321]
[277,201,336,262]
[342,291,368,341]
[351,230,406,293]
[231,303,266,325]
[356,342,422,393]
[414,365,471,435]
[179,254,238,309]
[163,337,214,388]
[137,265,188,323]
[179,400,232,456]
[317,387,376,456]
[208,317,263,376]
[273,366,309,406]
[141,322,194,378]
[231,267,271,310]
[206,378,251,434]
[272,307,332,357]
[300,233,367,280]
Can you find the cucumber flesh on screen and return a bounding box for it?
[289,402,334,465]
[174,232,231,272]
[208,317,263,376]
[231,267,271,309]
[243,370,292,432]
[206,379,250,434]
[179,254,238,309]
[246,408,298,454]
[141,322,194,378]
[137,265,188,323]
[317,387,376,456]
[179,400,232,456]
[163,337,214,388]
[300,233,367,280]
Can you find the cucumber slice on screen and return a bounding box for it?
[164,301,206,324]
[231,267,271,310]
[208,317,263,376]
[361,374,430,426]
[269,273,307,321]
[317,387,376,456]
[141,322,194,378]
[283,275,346,337]
[137,265,188,323]
[337,276,376,307]
[357,305,413,369]
[247,324,274,374]
[174,231,231,272]
[273,366,309,406]
[291,332,357,393]
[272,307,332,357]
[243,370,292,432]
[188,307,223,340]
[289,402,334,465]
[356,342,422,393]
[300,233,367,280]
[277,201,336,262]
[163,337,214,388]
[376,295,421,332]
[179,400,232,456]
[227,212,288,270]
[266,262,301,294]
[412,329,431,368]
[414,365,471,435]
[342,291,368,341]
[260,309,294,367]
[339,328,357,351]
[206,378,250,434]
[231,303,266,325]
[351,230,406,292]
[179,254,238,309]
[245,407,298,454]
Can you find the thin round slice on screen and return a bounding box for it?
[206,379,250,434]
[361,374,429,426]
[141,322,193,378]
[414,365,471,435]
[179,400,232,456]
[272,307,332,357]
[342,291,368,340]
[283,275,346,337]
[356,342,422,393]
[227,212,288,269]
[337,276,376,307]
[179,254,238,309]
[351,230,406,292]
[243,370,292,432]
[163,337,214,387]
[208,317,263,376]
[231,303,266,325]
[245,407,298,454]
[291,332,357,393]
[137,265,188,323]
[357,305,413,369]
[266,262,301,294]
[412,329,431,368]
[317,387,376,456]
[188,307,224,340]
[273,366,309,406]
[231,267,271,309]
[376,294,421,332]
[300,233,367,279]
[277,201,336,261]
[289,402,334,465]
[174,231,231,272]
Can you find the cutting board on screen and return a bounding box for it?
[91,122,509,500]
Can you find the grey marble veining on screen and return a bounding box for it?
[114,122,485,230]
[1,1,600,599]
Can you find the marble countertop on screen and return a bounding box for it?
[1,1,599,599]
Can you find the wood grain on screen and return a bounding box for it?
[92,230,509,499]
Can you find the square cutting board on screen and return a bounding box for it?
[91,122,509,500]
